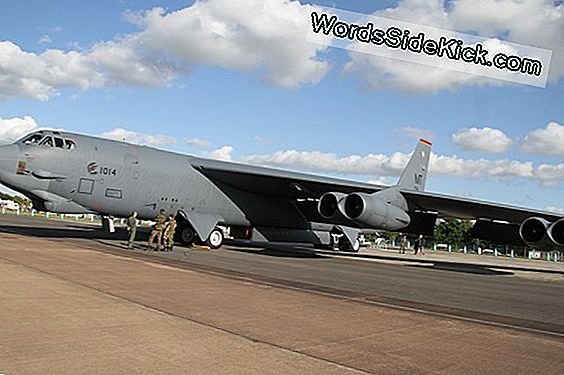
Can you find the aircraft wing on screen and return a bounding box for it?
[190,157,384,198]
[190,157,561,225]
[401,190,560,223]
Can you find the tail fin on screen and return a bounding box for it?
[397,139,432,191]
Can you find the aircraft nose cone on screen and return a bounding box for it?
[0,144,20,175]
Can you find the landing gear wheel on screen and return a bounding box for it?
[180,226,196,245]
[338,237,360,252]
[352,239,361,252]
[206,228,224,249]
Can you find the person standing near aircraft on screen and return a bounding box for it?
[147,209,166,251]
[127,211,138,249]
[414,235,425,255]
[163,214,177,252]
[399,234,408,254]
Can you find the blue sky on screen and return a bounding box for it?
[0,0,563,212]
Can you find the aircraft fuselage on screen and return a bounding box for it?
[0,131,250,226]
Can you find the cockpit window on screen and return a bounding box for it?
[39,136,54,147]
[20,132,76,150]
[22,134,43,145]
[65,140,76,149]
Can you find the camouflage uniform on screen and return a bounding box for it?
[147,210,166,250]
[163,217,177,251]
[127,212,138,248]
[399,234,407,254]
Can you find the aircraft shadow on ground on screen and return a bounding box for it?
[0,224,149,241]
[331,251,564,277]
[223,241,327,259]
[406,263,514,276]
[1,224,561,275]
[0,224,323,258]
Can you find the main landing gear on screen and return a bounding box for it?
[338,236,361,252]
[176,224,224,249]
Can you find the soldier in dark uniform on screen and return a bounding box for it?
[414,235,425,255]
[126,211,138,249]
[147,209,166,251]
[163,214,177,252]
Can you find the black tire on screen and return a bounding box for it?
[338,237,360,252]
[179,226,196,245]
[313,244,333,250]
[206,228,224,249]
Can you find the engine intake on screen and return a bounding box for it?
[343,192,410,231]
[519,217,551,248]
[318,192,346,219]
[548,218,564,247]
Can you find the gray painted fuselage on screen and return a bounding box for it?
[1,130,562,249]
[0,131,249,225]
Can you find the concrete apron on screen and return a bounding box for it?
[1,232,563,375]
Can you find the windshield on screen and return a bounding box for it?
[19,132,76,150]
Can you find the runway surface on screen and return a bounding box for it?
[1,214,564,374]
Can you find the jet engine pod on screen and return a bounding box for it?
[548,218,564,248]
[318,192,346,219]
[343,192,410,231]
[519,217,551,248]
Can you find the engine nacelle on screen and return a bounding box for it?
[548,218,564,247]
[519,217,551,248]
[342,192,410,230]
[318,192,346,219]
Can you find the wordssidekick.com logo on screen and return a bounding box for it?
[306,7,551,88]
[87,162,99,175]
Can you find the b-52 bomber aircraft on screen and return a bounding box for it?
[0,129,562,251]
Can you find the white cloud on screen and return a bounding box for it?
[252,136,273,145]
[186,137,210,148]
[345,0,564,92]
[430,154,533,179]
[242,150,407,176]
[398,127,436,141]
[0,41,156,100]
[0,0,328,101]
[203,145,233,161]
[0,116,39,144]
[100,128,176,146]
[520,122,564,156]
[344,0,483,93]
[451,127,513,153]
[240,148,562,186]
[38,35,52,44]
[534,163,564,187]
[450,0,564,84]
[136,1,328,88]
[368,177,390,186]
[545,206,564,214]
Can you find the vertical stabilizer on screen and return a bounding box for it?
[397,139,432,191]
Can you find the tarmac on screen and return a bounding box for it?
[1,215,564,374]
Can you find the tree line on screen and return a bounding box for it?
[0,192,32,209]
